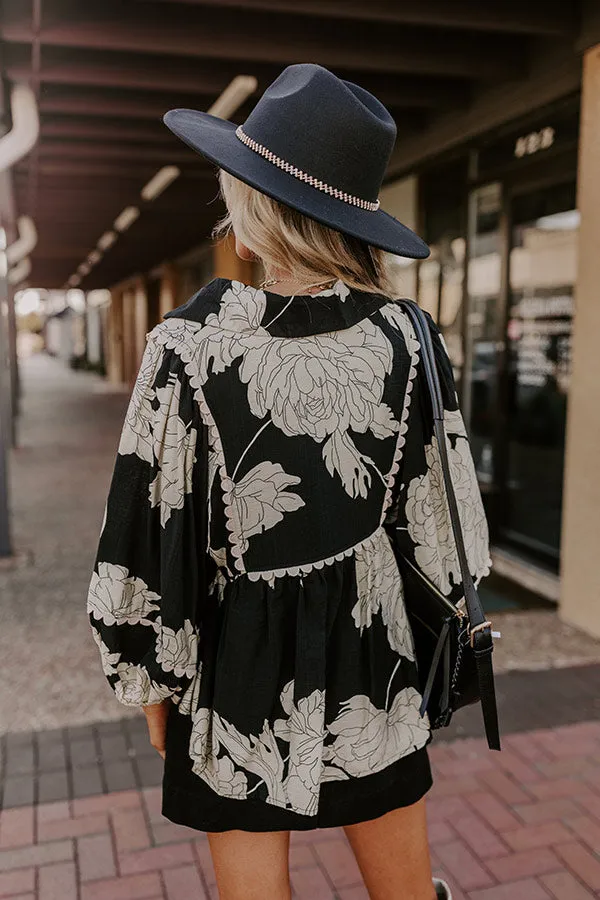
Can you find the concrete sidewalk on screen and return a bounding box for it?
[1,721,600,899]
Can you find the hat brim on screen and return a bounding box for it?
[164,108,430,260]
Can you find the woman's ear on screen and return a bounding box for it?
[235,237,255,261]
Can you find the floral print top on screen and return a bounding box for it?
[88,277,490,823]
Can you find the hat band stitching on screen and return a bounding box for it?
[235,126,381,212]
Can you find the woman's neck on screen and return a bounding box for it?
[262,269,336,296]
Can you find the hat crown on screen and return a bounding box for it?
[242,64,397,204]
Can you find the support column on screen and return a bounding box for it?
[213,235,255,283]
[106,289,124,384]
[159,263,179,318]
[121,287,137,386]
[133,279,148,374]
[560,43,600,638]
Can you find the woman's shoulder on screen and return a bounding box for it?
[162,277,231,324]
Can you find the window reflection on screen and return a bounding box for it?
[505,201,577,560]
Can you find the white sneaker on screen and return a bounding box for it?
[433,878,452,899]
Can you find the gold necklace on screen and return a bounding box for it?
[260,276,337,293]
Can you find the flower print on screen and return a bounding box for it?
[190,706,287,807]
[313,279,350,301]
[190,281,271,383]
[238,318,399,498]
[405,414,491,595]
[148,373,197,527]
[177,664,202,716]
[156,619,198,679]
[232,461,305,551]
[322,430,376,500]
[240,319,394,441]
[274,682,325,816]
[352,530,415,661]
[324,687,429,778]
[91,627,121,677]
[113,662,175,706]
[206,754,249,799]
[87,562,160,627]
[189,709,249,798]
[118,336,162,464]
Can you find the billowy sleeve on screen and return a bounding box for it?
[387,312,491,601]
[87,329,214,706]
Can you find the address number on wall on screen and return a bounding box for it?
[514,127,555,158]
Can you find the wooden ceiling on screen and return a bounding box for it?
[0,0,580,290]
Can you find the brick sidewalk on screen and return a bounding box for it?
[1,721,599,899]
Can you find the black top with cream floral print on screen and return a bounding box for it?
[88,277,490,831]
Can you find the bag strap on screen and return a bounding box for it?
[398,300,501,751]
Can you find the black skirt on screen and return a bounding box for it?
[163,703,432,832]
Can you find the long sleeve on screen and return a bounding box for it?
[87,329,213,706]
[387,312,491,602]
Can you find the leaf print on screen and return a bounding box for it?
[273,684,325,817]
[87,562,160,627]
[405,412,491,595]
[118,336,162,464]
[148,373,198,528]
[353,530,415,661]
[321,765,350,782]
[156,619,198,679]
[212,713,287,807]
[189,708,249,799]
[113,662,176,707]
[322,431,375,499]
[233,461,305,551]
[177,664,202,716]
[323,687,429,778]
[239,318,395,441]
[91,628,121,677]
[370,402,401,440]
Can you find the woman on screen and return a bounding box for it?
[88,64,490,900]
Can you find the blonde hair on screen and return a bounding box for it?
[212,169,395,297]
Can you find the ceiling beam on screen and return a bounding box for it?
[13,159,210,179]
[133,0,575,36]
[6,54,472,109]
[37,140,201,163]
[38,90,206,121]
[40,119,178,144]
[1,4,527,80]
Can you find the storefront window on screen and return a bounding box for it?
[465,183,502,487]
[504,188,577,562]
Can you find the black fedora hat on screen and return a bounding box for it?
[164,63,430,259]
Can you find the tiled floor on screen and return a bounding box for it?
[1,720,599,899]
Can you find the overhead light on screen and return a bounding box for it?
[113,206,140,232]
[97,230,117,251]
[0,84,39,173]
[6,216,38,266]
[208,75,257,119]
[68,274,81,287]
[141,165,180,201]
[78,261,91,276]
[8,257,32,285]
[87,249,102,265]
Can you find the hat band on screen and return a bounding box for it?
[235,126,381,212]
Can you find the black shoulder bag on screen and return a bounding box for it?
[390,300,501,751]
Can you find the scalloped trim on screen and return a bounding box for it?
[150,320,247,575]
[378,303,421,525]
[244,524,390,583]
